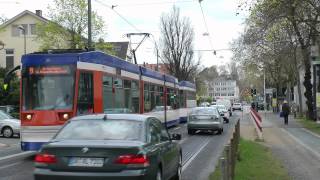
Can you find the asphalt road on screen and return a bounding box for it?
[0,112,241,180]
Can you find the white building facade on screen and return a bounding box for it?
[207,77,239,101]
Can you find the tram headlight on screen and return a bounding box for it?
[26,114,32,120]
[63,113,69,120]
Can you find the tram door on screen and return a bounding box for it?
[77,72,94,115]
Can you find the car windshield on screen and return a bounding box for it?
[0,110,14,119]
[54,120,143,141]
[22,65,75,110]
[191,108,218,116]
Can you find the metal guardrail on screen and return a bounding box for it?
[219,119,240,180]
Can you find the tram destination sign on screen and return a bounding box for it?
[29,66,70,75]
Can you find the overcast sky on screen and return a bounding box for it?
[0,0,247,67]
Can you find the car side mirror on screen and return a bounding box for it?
[171,133,181,140]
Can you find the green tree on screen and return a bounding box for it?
[0,68,19,106]
[37,0,105,50]
[95,38,115,55]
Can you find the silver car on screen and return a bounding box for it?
[187,107,224,135]
[0,110,20,138]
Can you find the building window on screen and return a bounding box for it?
[5,49,14,69]
[30,24,36,35]
[6,56,14,69]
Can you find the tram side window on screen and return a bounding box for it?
[179,90,185,108]
[114,78,124,108]
[77,72,93,115]
[103,76,113,110]
[124,79,132,111]
[131,80,140,113]
[167,88,176,109]
[144,83,151,112]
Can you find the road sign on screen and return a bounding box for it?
[272,98,277,108]
[265,88,273,94]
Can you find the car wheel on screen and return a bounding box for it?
[3,127,13,138]
[156,168,162,180]
[217,128,223,135]
[188,129,194,135]
[173,154,182,180]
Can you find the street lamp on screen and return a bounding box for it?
[0,40,4,50]
[18,25,26,55]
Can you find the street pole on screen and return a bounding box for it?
[88,0,92,49]
[23,32,26,55]
[18,25,26,55]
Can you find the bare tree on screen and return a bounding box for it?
[159,6,199,81]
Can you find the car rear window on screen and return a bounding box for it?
[55,120,143,141]
[191,108,218,116]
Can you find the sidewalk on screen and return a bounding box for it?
[261,112,320,180]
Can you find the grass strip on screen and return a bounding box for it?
[297,118,320,136]
[209,138,289,180]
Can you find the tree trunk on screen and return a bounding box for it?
[302,49,314,120]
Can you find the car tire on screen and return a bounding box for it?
[3,127,13,138]
[188,129,194,135]
[173,154,182,180]
[217,128,223,135]
[156,168,162,180]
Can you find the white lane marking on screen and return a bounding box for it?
[0,151,36,162]
[301,128,320,139]
[182,137,211,172]
[0,162,22,170]
[281,129,320,160]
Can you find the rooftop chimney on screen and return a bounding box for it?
[35,10,42,17]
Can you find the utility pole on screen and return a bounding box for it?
[88,0,92,49]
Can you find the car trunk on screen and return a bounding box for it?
[39,140,145,172]
[191,115,219,123]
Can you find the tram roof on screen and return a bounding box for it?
[179,81,196,89]
[21,50,177,84]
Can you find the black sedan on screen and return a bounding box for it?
[34,114,182,180]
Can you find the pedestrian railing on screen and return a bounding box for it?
[250,108,263,140]
[219,119,240,180]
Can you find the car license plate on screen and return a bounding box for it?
[68,157,104,167]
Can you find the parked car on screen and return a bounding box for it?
[34,114,182,180]
[211,105,230,123]
[232,103,243,111]
[0,110,20,138]
[187,107,224,135]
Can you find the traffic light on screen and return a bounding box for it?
[251,88,257,96]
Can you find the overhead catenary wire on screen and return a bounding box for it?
[198,0,215,53]
[94,0,143,33]
[95,0,162,62]
[110,0,194,7]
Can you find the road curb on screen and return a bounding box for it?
[0,151,36,162]
[281,129,320,160]
[301,128,320,139]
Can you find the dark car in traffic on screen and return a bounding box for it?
[34,114,182,180]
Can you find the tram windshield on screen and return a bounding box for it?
[22,65,75,110]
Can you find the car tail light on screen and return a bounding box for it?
[114,154,149,166]
[34,153,57,164]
